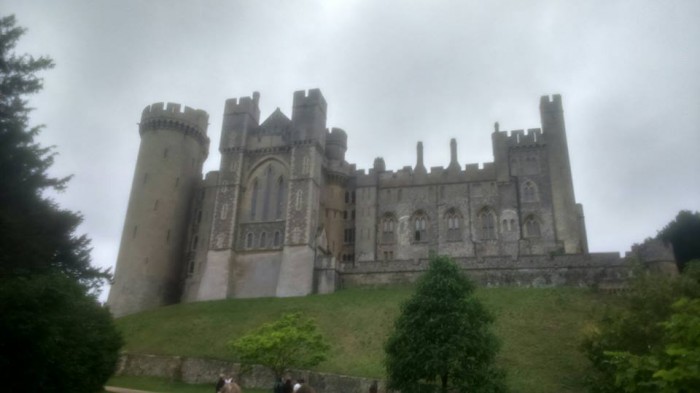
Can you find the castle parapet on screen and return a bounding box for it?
[293,88,327,114]
[140,102,210,150]
[224,92,260,118]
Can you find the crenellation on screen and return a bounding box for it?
[112,90,655,318]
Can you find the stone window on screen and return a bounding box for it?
[251,178,259,220]
[351,191,356,204]
[345,191,350,203]
[524,216,541,238]
[413,212,428,242]
[478,208,497,240]
[132,225,138,238]
[187,258,195,275]
[445,208,462,242]
[381,214,396,243]
[192,235,198,250]
[262,166,273,220]
[302,156,310,174]
[383,250,394,261]
[245,232,254,249]
[276,176,285,219]
[344,228,355,244]
[273,231,281,247]
[523,180,538,202]
[259,232,267,248]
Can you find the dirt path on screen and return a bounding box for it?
[105,386,158,393]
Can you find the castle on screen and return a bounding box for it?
[108,90,624,317]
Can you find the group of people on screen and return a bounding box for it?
[216,373,378,392]
[274,377,315,393]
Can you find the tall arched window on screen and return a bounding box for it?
[445,208,461,242]
[523,181,538,202]
[250,179,259,220]
[524,216,541,238]
[478,208,496,240]
[413,212,428,242]
[276,176,285,219]
[381,214,396,243]
[245,232,254,249]
[262,166,273,220]
[273,231,281,247]
[259,232,267,248]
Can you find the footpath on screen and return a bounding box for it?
[105,386,157,393]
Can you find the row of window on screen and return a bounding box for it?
[244,231,283,249]
[381,209,542,242]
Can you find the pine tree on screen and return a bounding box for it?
[0,14,110,291]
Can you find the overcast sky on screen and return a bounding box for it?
[6,1,700,301]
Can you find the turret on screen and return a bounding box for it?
[292,89,327,145]
[540,94,584,253]
[326,127,347,161]
[108,102,210,317]
[373,157,386,173]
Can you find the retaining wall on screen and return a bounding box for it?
[115,353,383,393]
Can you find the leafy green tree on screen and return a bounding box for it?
[230,313,330,378]
[581,261,700,392]
[657,210,700,272]
[604,297,700,392]
[0,273,123,393]
[0,15,122,392]
[0,14,110,291]
[385,255,506,393]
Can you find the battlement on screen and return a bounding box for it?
[224,92,261,116]
[493,128,543,147]
[293,88,327,113]
[540,94,562,113]
[326,127,348,145]
[141,102,209,133]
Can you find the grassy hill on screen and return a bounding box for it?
[115,286,620,392]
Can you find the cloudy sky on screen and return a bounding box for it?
[6,1,700,300]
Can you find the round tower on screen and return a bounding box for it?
[108,102,209,317]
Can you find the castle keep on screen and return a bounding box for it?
[108,90,607,317]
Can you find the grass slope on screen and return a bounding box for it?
[115,286,619,393]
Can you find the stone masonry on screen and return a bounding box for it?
[107,90,674,317]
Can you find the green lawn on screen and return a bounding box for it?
[115,285,620,393]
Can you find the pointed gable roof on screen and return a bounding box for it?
[260,107,291,129]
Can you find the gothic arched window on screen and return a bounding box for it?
[478,208,497,240]
[445,208,462,242]
[259,232,267,248]
[251,178,259,220]
[245,232,254,249]
[524,215,541,238]
[276,176,286,219]
[523,180,538,202]
[413,212,428,242]
[381,214,396,244]
[273,231,281,247]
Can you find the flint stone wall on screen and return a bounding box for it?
[339,252,630,288]
[116,353,383,393]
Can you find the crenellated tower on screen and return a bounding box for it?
[108,103,209,317]
[278,89,328,296]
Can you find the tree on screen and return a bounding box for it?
[604,297,700,392]
[229,313,330,378]
[0,273,123,393]
[657,210,700,272]
[581,261,700,392]
[0,14,110,291]
[384,255,506,393]
[0,15,122,392]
